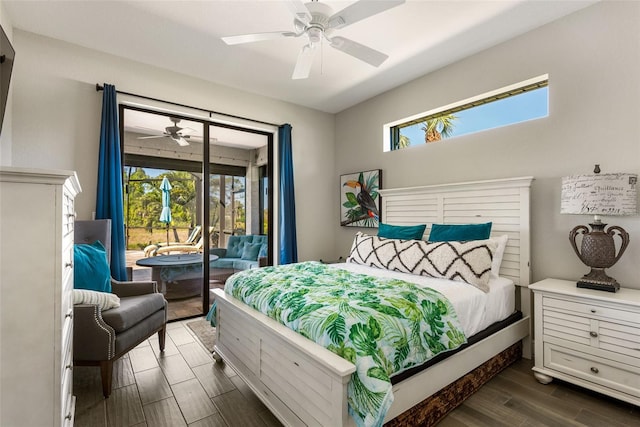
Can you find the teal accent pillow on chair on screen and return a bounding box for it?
[241,242,262,261]
[74,241,112,293]
[428,222,492,242]
[378,223,426,240]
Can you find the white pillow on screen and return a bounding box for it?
[73,289,120,310]
[347,232,496,292]
[488,235,509,279]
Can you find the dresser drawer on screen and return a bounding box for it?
[61,313,73,361]
[543,296,640,326]
[544,343,640,398]
[61,364,74,426]
[63,395,75,427]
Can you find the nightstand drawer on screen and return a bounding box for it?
[543,296,639,325]
[543,309,591,346]
[544,343,640,398]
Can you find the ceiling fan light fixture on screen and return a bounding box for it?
[307,27,322,44]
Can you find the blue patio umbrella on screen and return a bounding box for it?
[159,177,172,244]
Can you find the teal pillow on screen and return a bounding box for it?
[378,223,426,240]
[258,243,268,258]
[241,242,262,261]
[74,241,111,293]
[428,222,492,242]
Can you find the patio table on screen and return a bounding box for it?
[136,254,218,298]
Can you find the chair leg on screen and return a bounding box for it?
[100,360,113,398]
[158,326,166,352]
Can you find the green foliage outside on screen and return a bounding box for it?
[123,167,246,250]
[394,113,457,149]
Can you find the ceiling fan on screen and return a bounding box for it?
[137,117,192,146]
[221,0,405,80]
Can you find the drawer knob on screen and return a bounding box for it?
[590,309,596,313]
[65,312,73,319]
[66,364,73,371]
[65,414,72,420]
[590,367,599,374]
[589,331,598,338]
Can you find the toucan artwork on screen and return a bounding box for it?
[341,169,381,227]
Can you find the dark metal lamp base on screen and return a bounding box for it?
[577,280,620,293]
[576,268,620,293]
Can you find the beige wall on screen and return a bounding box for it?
[8,30,336,262]
[335,1,640,288]
[0,1,12,164]
[5,1,640,285]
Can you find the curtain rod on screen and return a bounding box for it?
[95,83,281,128]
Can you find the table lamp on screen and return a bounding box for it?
[561,167,637,292]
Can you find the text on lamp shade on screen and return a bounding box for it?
[561,173,637,216]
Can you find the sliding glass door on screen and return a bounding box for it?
[121,106,273,321]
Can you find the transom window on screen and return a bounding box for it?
[385,75,549,151]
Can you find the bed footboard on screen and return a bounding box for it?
[213,289,356,427]
[213,289,529,427]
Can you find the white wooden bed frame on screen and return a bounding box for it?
[212,176,534,426]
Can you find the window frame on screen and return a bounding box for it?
[383,74,549,151]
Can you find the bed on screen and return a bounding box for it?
[210,176,533,426]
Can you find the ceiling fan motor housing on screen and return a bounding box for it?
[295,1,335,42]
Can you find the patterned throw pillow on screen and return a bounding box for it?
[347,232,497,292]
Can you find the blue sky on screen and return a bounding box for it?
[400,87,548,146]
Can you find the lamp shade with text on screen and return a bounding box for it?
[561,172,637,292]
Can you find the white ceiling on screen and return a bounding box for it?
[4,0,596,114]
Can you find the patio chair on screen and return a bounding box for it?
[74,219,167,397]
[153,235,205,255]
[143,225,202,257]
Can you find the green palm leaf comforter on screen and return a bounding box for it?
[211,261,467,427]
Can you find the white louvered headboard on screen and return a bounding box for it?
[379,176,534,288]
[379,176,534,357]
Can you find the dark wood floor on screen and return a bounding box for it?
[73,320,640,427]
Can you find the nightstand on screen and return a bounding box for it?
[530,278,640,406]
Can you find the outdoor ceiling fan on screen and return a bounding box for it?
[137,117,192,146]
[221,0,405,80]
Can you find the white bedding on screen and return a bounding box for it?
[331,262,515,337]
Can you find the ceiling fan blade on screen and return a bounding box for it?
[329,36,388,67]
[222,31,297,45]
[292,44,316,80]
[328,0,405,30]
[137,135,166,140]
[175,137,190,147]
[285,0,311,24]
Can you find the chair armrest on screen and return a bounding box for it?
[258,256,268,267]
[73,304,116,361]
[210,248,227,257]
[111,279,158,297]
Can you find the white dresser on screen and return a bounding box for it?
[530,278,640,406]
[0,166,82,426]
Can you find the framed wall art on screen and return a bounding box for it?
[340,169,381,227]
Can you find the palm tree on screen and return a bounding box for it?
[392,134,411,150]
[421,114,457,143]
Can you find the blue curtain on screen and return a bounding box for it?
[96,84,127,281]
[279,124,298,264]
